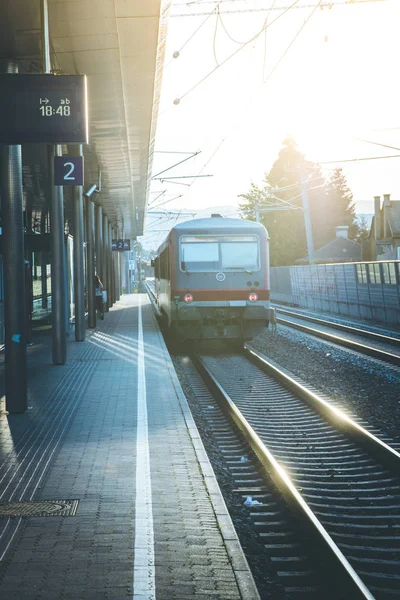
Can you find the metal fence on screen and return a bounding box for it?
[270,261,400,326]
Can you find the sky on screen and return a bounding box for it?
[143,0,400,246]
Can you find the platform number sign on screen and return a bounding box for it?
[112,239,131,251]
[54,156,84,186]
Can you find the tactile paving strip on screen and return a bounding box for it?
[0,499,79,518]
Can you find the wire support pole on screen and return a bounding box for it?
[300,165,315,264]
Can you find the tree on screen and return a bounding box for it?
[353,215,370,243]
[324,167,357,239]
[239,138,328,266]
[239,140,359,265]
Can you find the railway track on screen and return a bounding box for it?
[274,307,400,367]
[177,346,400,599]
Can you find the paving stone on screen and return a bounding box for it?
[0,296,258,600]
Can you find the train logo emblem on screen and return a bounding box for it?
[216,272,225,282]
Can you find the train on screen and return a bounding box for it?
[152,214,270,341]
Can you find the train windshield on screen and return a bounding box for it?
[180,235,259,272]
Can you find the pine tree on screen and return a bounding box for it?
[324,167,357,239]
[353,215,370,243]
[239,138,328,266]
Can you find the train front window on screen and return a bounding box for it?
[181,242,219,271]
[180,235,259,272]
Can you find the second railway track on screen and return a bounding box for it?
[274,307,400,366]
[179,345,400,599]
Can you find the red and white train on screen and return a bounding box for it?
[153,215,270,341]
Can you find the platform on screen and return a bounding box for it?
[0,295,259,600]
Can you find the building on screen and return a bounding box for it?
[365,194,400,260]
[297,226,361,264]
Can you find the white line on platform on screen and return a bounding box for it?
[134,297,156,599]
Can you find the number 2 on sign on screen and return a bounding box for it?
[64,162,75,181]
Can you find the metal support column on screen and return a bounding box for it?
[109,224,114,306]
[102,215,109,312]
[69,145,85,341]
[95,205,103,280]
[113,226,119,303]
[118,252,122,299]
[86,199,96,328]
[0,60,27,413]
[40,212,48,308]
[42,0,66,362]
[125,252,130,294]
[49,145,67,364]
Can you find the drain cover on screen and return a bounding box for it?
[0,500,79,518]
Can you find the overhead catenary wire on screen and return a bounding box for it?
[251,168,353,214]
[148,190,166,206]
[164,1,223,70]
[151,151,201,179]
[176,0,303,103]
[319,153,400,164]
[214,0,278,81]
[155,0,387,216]
[355,138,400,152]
[150,195,184,210]
[181,0,322,205]
[171,0,387,17]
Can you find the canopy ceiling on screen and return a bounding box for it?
[0,0,170,238]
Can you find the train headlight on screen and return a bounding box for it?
[249,293,258,302]
[184,293,193,303]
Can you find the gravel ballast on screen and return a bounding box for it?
[250,325,400,446]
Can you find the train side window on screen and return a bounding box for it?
[160,250,166,279]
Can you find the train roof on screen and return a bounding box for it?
[172,216,266,231]
[154,216,268,255]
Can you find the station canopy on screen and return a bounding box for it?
[0,0,170,238]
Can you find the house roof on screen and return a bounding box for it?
[298,236,361,264]
[386,201,400,237]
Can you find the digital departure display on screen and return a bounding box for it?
[0,74,88,144]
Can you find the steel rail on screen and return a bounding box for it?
[276,314,400,366]
[244,345,400,472]
[191,353,375,600]
[275,306,400,347]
